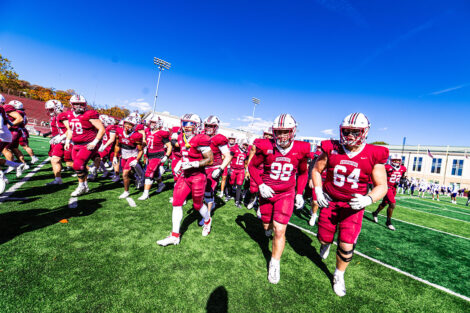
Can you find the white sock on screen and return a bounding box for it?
[334,268,345,279]
[145,178,153,185]
[142,189,149,196]
[270,257,280,266]
[6,160,21,167]
[172,206,183,234]
[199,204,210,222]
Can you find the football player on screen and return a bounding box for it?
[371,153,407,231]
[312,112,388,296]
[44,100,72,185]
[139,114,171,200]
[431,182,440,201]
[13,101,39,164]
[2,100,28,177]
[64,95,105,196]
[229,138,249,207]
[114,116,144,199]
[219,133,236,200]
[248,114,309,284]
[96,115,117,179]
[203,115,232,217]
[157,114,214,246]
[450,184,459,204]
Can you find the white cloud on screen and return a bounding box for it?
[237,115,272,133]
[127,99,151,112]
[427,83,470,96]
[321,129,335,136]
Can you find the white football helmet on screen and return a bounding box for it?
[272,114,297,148]
[263,126,273,139]
[150,114,163,130]
[203,115,220,136]
[107,116,116,125]
[0,94,5,105]
[339,112,370,147]
[45,100,62,116]
[129,112,142,123]
[240,138,249,152]
[99,114,110,126]
[9,100,23,110]
[123,115,138,126]
[70,95,87,114]
[390,153,402,169]
[180,113,202,136]
[228,133,236,147]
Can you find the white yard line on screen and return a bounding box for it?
[398,198,470,216]
[0,157,50,203]
[68,197,78,208]
[126,197,136,207]
[397,195,470,211]
[287,222,470,303]
[363,210,470,241]
[396,203,470,224]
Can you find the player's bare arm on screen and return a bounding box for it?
[368,163,387,202]
[199,149,214,167]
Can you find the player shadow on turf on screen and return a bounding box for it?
[285,226,333,281]
[13,181,74,200]
[235,213,271,268]
[0,199,105,245]
[206,286,228,313]
[179,208,202,238]
[363,214,389,229]
[292,207,312,223]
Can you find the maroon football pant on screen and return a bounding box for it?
[259,187,295,225]
[72,144,99,172]
[172,172,207,210]
[317,201,364,244]
[145,157,162,178]
[381,187,397,205]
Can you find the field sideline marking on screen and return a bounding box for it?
[0,157,50,203]
[396,203,470,224]
[397,195,470,211]
[287,222,470,303]
[398,198,470,216]
[363,210,470,241]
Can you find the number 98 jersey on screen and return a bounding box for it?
[321,140,389,201]
[254,139,310,193]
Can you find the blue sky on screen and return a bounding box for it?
[1,0,469,145]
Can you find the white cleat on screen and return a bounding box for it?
[257,208,262,219]
[372,212,378,223]
[71,185,89,197]
[16,164,26,178]
[217,191,224,198]
[202,218,212,237]
[157,235,180,246]
[319,244,331,260]
[119,191,130,199]
[169,196,173,203]
[156,182,165,193]
[247,197,257,210]
[333,274,346,297]
[387,223,396,231]
[46,179,62,186]
[268,260,280,284]
[265,229,273,237]
[5,166,14,174]
[31,156,39,164]
[23,163,30,170]
[138,193,149,200]
[0,172,5,195]
[309,213,317,227]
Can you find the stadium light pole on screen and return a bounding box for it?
[251,97,260,129]
[152,57,171,113]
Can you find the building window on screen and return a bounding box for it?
[401,156,405,164]
[431,158,442,174]
[451,159,464,176]
[412,157,423,172]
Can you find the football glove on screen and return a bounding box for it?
[182,161,199,170]
[161,155,168,165]
[212,167,222,180]
[349,194,373,210]
[49,135,58,145]
[98,144,106,152]
[259,183,275,199]
[173,160,182,173]
[315,187,330,208]
[295,194,305,209]
[129,159,138,168]
[112,157,119,166]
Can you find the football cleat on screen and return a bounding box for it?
[387,223,396,231]
[309,213,317,227]
[5,166,14,174]
[111,175,120,182]
[257,208,262,219]
[235,201,242,208]
[16,164,26,178]
[24,164,30,170]
[31,156,39,164]
[101,171,110,178]
[202,218,212,236]
[119,191,130,199]
[333,274,346,297]
[372,212,378,223]
[46,179,63,186]
[138,193,149,200]
[71,185,89,197]
[198,219,205,226]
[319,244,331,260]
[217,191,224,198]
[247,196,257,210]
[157,235,180,246]
[169,196,173,203]
[268,260,280,284]
[156,182,165,193]
[265,229,273,238]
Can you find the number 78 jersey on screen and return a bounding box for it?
[321,140,389,201]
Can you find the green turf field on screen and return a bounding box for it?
[1,136,469,312]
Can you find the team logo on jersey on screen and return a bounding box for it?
[276,157,291,163]
[340,160,358,168]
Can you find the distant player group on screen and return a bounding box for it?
[1,93,421,297]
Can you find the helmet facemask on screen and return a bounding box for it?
[181,120,197,137]
[340,126,369,147]
[72,103,86,114]
[273,128,295,149]
[204,123,218,136]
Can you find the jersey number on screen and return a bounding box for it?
[147,137,154,149]
[333,165,360,189]
[270,162,294,181]
[70,121,83,135]
[389,173,401,184]
[236,155,245,165]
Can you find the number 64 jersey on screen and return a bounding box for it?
[321,140,389,201]
[250,139,310,194]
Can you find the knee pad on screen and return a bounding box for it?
[145,178,153,185]
[336,244,355,262]
[75,169,87,179]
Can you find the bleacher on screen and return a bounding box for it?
[3,94,50,134]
